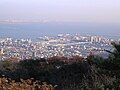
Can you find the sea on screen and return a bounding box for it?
[0,22,120,40]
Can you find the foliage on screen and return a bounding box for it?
[0,76,57,90]
[0,41,119,90]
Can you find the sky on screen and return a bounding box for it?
[0,0,120,23]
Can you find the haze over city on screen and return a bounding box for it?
[0,0,120,23]
[0,1,120,90]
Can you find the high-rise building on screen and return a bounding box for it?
[0,48,4,55]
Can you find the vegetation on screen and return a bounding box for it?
[0,77,57,90]
[0,41,119,90]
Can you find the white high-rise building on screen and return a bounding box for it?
[0,48,4,55]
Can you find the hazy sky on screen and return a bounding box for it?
[0,0,120,23]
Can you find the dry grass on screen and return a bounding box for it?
[0,76,57,90]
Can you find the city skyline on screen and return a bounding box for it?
[0,34,112,61]
[0,0,120,23]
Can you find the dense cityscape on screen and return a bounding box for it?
[0,34,114,61]
[0,0,120,89]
